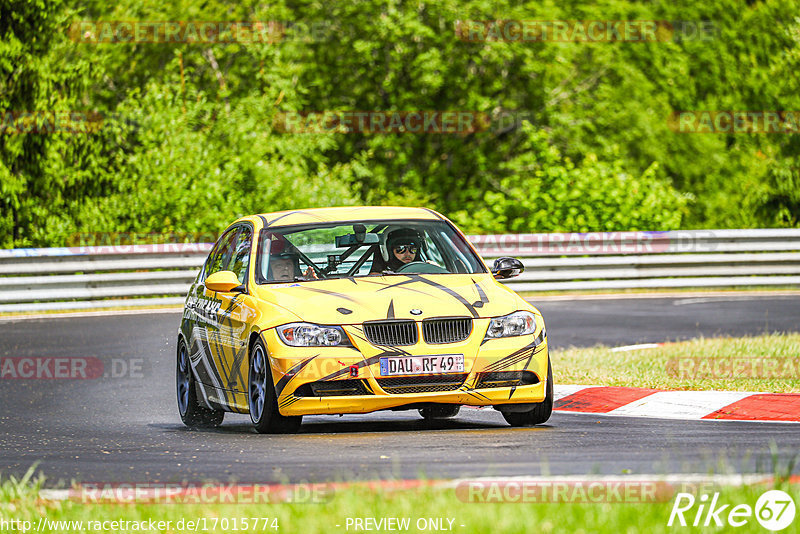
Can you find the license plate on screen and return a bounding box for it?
[379,354,464,376]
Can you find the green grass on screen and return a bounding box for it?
[2,471,798,534]
[553,334,800,393]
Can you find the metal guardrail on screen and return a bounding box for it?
[0,244,211,312]
[1,229,799,312]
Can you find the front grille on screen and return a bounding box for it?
[475,371,540,389]
[364,320,418,346]
[376,373,468,394]
[294,379,371,397]
[422,318,472,344]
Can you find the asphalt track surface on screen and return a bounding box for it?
[1,295,798,486]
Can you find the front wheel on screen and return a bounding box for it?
[501,360,553,427]
[177,339,224,428]
[248,339,302,434]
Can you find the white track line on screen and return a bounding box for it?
[609,343,663,352]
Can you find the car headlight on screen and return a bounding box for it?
[277,323,352,347]
[485,311,538,339]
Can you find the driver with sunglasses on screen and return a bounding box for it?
[384,228,423,271]
[369,227,424,274]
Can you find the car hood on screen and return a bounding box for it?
[250,274,526,324]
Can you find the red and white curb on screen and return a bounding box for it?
[554,385,800,423]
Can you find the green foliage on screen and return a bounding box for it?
[0,0,97,247]
[73,76,360,240]
[0,0,798,247]
[449,126,687,234]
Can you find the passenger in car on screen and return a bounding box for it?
[269,255,299,281]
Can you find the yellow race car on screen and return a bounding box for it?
[177,207,551,433]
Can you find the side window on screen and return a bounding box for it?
[205,228,238,280]
[229,226,252,284]
[200,244,220,282]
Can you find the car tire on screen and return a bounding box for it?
[248,339,302,434]
[177,339,225,428]
[419,405,460,420]
[501,359,553,427]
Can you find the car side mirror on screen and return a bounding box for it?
[491,257,524,279]
[205,270,246,293]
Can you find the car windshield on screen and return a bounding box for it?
[256,219,486,283]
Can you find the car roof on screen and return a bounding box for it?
[236,206,445,228]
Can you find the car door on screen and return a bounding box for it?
[212,224,256,394]
[192,227,238,398]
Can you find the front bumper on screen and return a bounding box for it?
[278,381,547,416]
[263,321,549,416]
